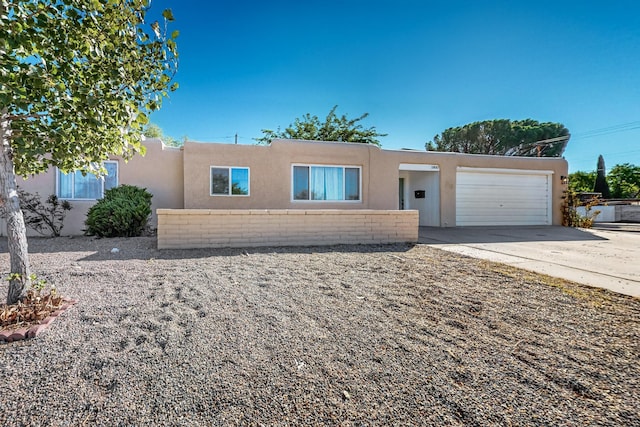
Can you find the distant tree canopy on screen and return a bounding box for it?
[426,119,570,157]
[255,105,386,146]
[568,161,640,199]
[608,163,640,198]
[143,123,186,147]
[568,170,597,193]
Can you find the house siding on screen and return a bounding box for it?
[4,138,569,240]
[7,139,184,236]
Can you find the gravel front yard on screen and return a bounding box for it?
[0,237,638,426]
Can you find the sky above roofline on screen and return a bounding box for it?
[148,0,640,173]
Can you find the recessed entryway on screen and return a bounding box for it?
[399,163,440,227]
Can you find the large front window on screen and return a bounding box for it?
[292,165,361,201]
[210,166,250,196]
[57,161,118,200]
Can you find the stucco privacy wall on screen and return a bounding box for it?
[5,139,184,236]
[157,209,419,249]
[183,139,569,226]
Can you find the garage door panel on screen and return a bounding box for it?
[456,169,552,226]
[457,205,550,214]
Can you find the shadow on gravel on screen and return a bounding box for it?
[0,236,416,262]
[79,243,418,262]
[420,225,607,245]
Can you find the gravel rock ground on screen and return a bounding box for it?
[0,236,638,426]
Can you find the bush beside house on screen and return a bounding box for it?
[85,185,153,237]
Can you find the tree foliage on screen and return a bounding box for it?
[426,119,570,157]
[608,163,640,199]
[0,0,178,304]
[594,155,611,198]
[143,123,186,147]
[255,105,386,146]
[568,170,596,193]
[2,0,179,176]
[569,162,639,199]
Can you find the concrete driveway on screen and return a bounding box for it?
[419,226,640,298]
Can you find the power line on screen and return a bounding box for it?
[572,121,640,139]
[569,149,640,163]
[198,135,254,141]
[574,121,640,136]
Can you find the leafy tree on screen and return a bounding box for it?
[0,0,178,304]
[568,170,596,193]
[594,155,611,198]
[255,105,386,146]
[426,119,570,157]
[608,163,640,199]
[143,123,187,147]
[143,123,164,139]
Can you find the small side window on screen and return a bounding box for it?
[210,166,250,196]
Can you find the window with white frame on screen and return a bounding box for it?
[210,166,250,196]
[292,165,361,201]
[57,161,118,200]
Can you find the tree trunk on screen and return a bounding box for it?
[0,110,31,305]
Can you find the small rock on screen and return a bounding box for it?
[342,390,351,400]
[111,248,120,254]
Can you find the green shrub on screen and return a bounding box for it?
[85,185,152,237]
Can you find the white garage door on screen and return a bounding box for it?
[456,167,552,226]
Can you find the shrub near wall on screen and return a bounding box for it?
[85,185,153,237]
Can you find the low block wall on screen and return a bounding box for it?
[576,205,640,223]
[576,205,616,222]
[157,209,419,249]
[619,205,640,222]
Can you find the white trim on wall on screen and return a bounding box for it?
[399,163,440,171]
[457,167,554,175]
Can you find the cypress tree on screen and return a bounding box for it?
[593,155,611,198]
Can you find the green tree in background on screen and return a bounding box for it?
[608,163,640,198]
[569,162,640,199]
[426,119,570,157]
[0,0,178,304]
[143,123,187,147]
[593,155,611,198]
[256,105,386,146]
[568,170,596,193]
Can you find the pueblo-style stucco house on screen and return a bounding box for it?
[10,138,568,249]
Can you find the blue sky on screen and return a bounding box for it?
[149,0,640,173]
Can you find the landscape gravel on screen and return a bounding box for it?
[0,236,638,426]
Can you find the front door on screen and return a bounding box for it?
[399,178,405,210]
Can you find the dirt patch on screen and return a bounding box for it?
[0,236,638,426]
